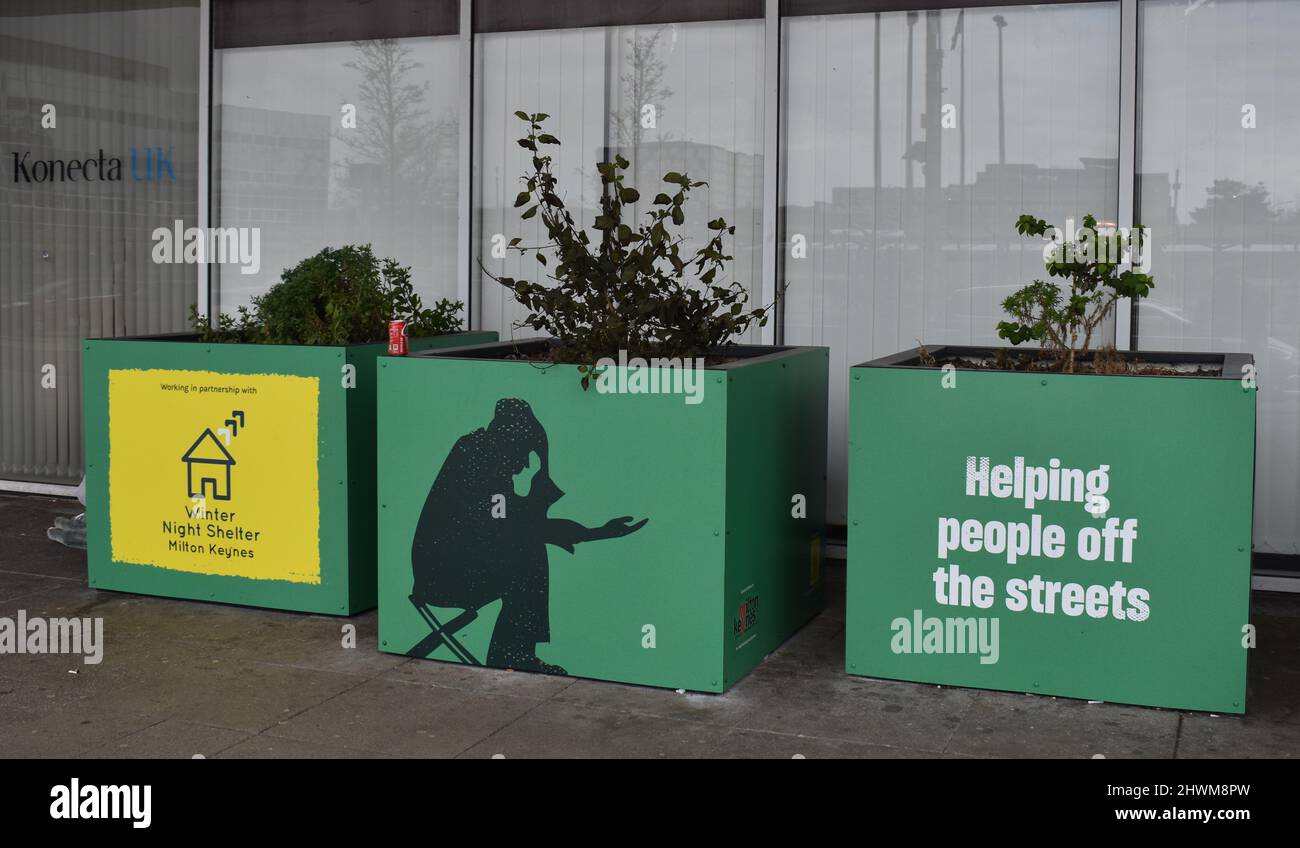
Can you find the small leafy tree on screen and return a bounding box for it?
[192,244,462,345]
[999,214,1154,373]
[483,112,775,387]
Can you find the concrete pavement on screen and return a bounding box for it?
[2,493,1298,758]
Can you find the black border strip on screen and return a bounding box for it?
[473,0,763,34]
[213,0,458,49]
[1254,554,1300,576]
[1,0,198,13]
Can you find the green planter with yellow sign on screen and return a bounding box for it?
[846,345,1257,713]
[376,339,828,692]
[83,331,495,615]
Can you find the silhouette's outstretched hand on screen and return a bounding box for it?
[594,516,649,540]
[543,516,649,552]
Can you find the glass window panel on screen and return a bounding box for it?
[0,1,199,484]
[215,36,460,312]
[1137,0,1300,557]
[780,3,1121,523]
[474,19,766,341]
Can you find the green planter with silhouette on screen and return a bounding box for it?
[83,330,495,615]
[376,338,828,692]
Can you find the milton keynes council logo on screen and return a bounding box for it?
[181,410,245,501]
[734,594,759,645]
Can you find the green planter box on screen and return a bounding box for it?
[84,331,496,615]
[846,345,1257,713]
[376,339,828,692]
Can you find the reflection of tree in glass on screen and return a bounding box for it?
[1186,179,1280,249]
[339,39,456,213]
[610,28,673,151]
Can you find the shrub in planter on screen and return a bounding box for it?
[846,214,1256,713]
[84,245,496,614]
[376,114,828,691]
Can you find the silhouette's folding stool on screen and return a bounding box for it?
[408,596,482,665]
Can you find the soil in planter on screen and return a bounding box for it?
[917,344,1223,377]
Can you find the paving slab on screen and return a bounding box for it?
[380,656,577,700]
[268,676,543,757]
[551,676,752,727]
[1177,713,1300,758]
[457,702,723,759]
[150,607,413,678]
[0,570,71,603]
[759,617,847,680]
[217,735,398,759]
[1248,601,1300,681]
[820,557,847,624]
[706,729,933,759]
[0,672,167,757]
[81,719,250,759]
[947,691,1180,759]
[724,668,976,753]
[159,663,370,734]
[0,494,85,579]
[1243,666,1300,725]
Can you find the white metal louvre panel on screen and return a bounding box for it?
[0,1,200,484]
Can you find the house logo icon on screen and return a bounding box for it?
[182,428,236,501]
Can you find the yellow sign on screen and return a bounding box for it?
[108,368,321,584]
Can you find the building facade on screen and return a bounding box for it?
[2,0,1297,584]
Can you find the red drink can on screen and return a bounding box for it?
[388,320,407,356]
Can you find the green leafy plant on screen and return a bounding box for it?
[191,303,257,344]
[1000,214,1154,373]
[483,111,776,388]
[192,244,462,345]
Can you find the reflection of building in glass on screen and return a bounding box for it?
[0,17,199,484]
[218,105,330,229]
[217,91,459,310]
[217,105,331,308]
[478,138,763,277]
[783,159,1126,253]
[608,139,763,270]
[780,158,1130,360]
[0,31,198,284]
[611,140,762,211]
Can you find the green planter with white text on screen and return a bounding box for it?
[846,345,1257,714]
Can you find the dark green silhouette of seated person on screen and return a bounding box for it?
[411,398,647,674]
